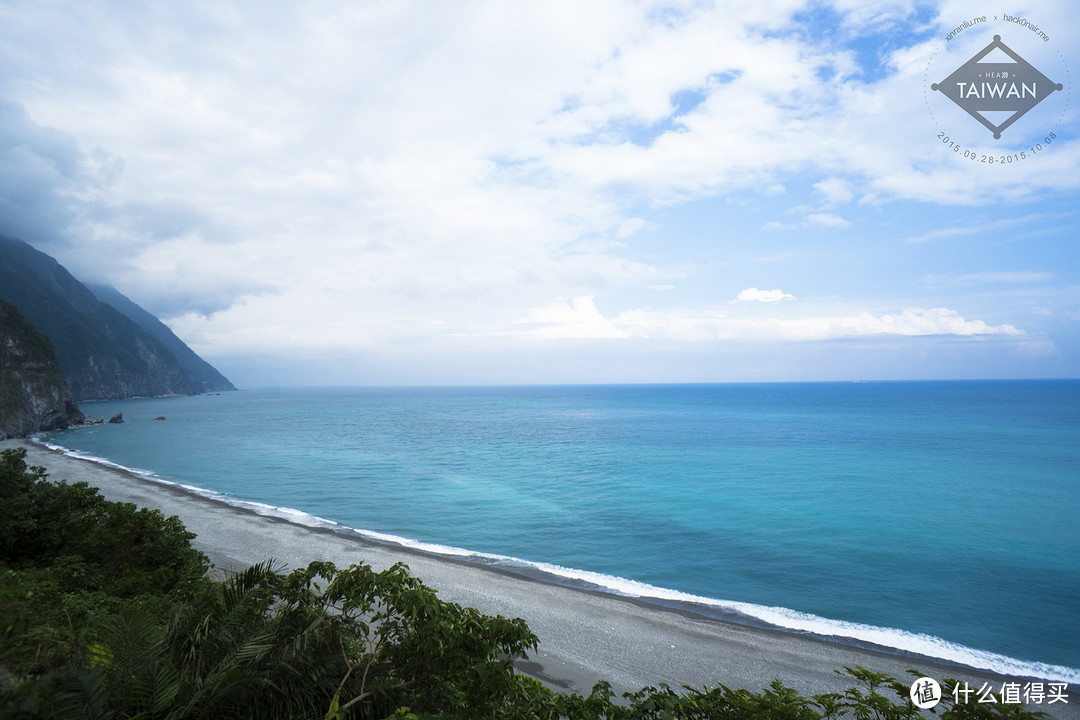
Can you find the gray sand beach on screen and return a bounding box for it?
[3,437,1076,718]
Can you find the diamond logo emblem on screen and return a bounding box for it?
[931,34,1063,139]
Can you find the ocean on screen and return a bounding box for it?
[38,380,1080,684]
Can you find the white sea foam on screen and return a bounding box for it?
[34,439,344,531]
[31,437,1080,687]
[469,557,1080,685]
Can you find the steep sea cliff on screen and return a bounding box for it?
[0,299,83,439]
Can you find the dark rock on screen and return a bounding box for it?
[154,416,166,421]
[108,412,124,424]
[1,299,84,439]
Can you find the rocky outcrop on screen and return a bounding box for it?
[0,236,235,400]
[0,299,84,439]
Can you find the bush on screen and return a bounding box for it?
[0,448,209,673]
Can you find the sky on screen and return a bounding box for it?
[1,0,1077,386]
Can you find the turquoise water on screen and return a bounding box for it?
[41,381,1080,682]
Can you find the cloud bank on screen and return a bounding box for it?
[0,0,1074,383]
[511,297,1022,342]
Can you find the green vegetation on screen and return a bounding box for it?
[1,299,67,431]
[0,299,59,369]
[0,448,207,675]
[0,448,1051,719]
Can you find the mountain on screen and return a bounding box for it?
[87,283,235,394]
[0,298,84,439]
[0,236,235,401]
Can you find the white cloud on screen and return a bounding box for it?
[922,272,1056,286]
[615,217,654,238]
[0,0,1072,382]
[736,288,795,303]
[906,214,1068,243]
[818,308,1023,339]
[762,211,851,231]
[514,296,636,339]
[804,212,852,228]
[813,177,855,206]
[640,306,1024,342]
[504,296,1022,344]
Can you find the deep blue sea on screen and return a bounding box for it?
[40,381,1080,683]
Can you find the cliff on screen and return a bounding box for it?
[87,283,235,394]
[0,236,235,401]
[0,299,84,439]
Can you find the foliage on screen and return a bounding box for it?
[0,299,80,438]
[0,448,209,673]
[0,447,1055,719]
[488,669,1052,720]
[2,560,538,720]
[0,298,59,368]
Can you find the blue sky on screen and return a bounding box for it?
[0,0,1077,385]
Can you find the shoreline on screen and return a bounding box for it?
[3,437,1077,718]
